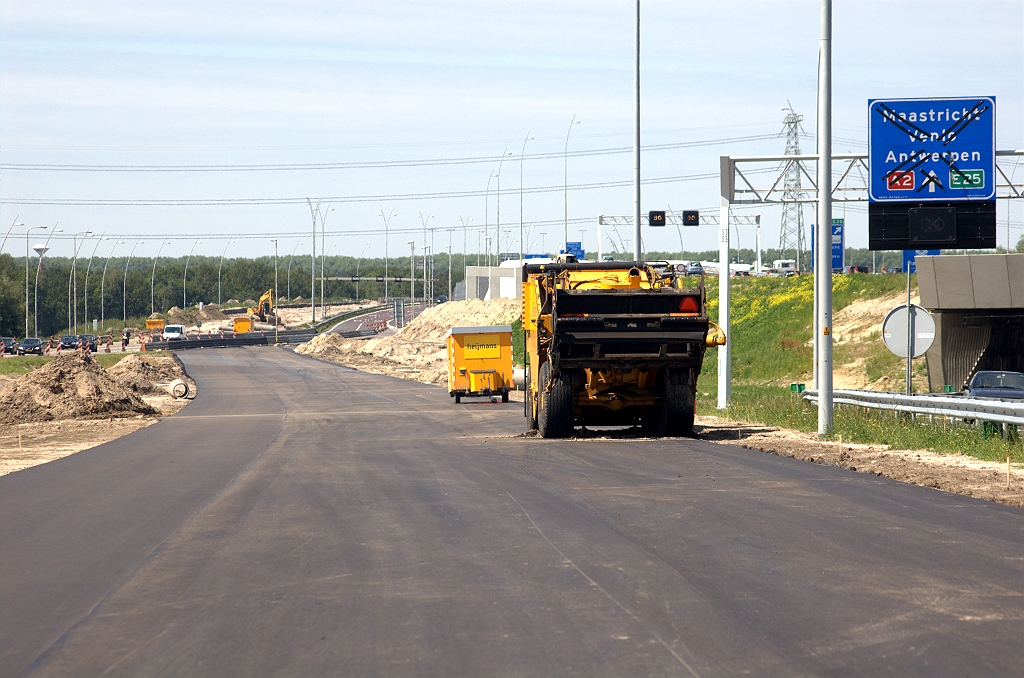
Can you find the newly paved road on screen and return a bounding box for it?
[2,347,1022,677]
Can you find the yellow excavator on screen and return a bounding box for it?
[247,289,274,322]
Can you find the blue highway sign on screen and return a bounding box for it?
[869,96,995,202]
[810,219,845,271]
[902,249,940,274]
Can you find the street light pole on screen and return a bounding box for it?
[407,240,416,304]
[485,171,496,268]
[495,150,510,267]
[564,115,580,249]
[633,0,642,262]
[1,217,23,255]
[355,243,369,300]
[286,239,302,301]
[270,239,279,343]
[379,210,396,303]
[151,240,171,317]
[422,246,430,307]
[84,235,107,333]
[307,199,318,324]
[100,240,124,331]
[218,239,234,305]
[520,132,533,263]
[124,239,143,324]
[69,229,93,333]
[25,225,47,336]
[320,206,334,321]
[182,239,199,310]
[35,226,62,337]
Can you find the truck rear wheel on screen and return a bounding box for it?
[658,368,696,437]
[538,362,574,438]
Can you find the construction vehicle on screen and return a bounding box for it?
[248,289,274,322]
[522,258,725,438]
[447,325,514,403]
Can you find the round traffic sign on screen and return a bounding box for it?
[882,305,935,358]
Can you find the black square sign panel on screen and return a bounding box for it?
[648,211,666,227]
[909,206,956,244]
[868,201,995,250]
[682,210,699,226]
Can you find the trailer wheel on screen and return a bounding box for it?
[538,362,574,438]
[659,368,696,437]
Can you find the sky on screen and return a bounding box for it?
[2,0,1022,262]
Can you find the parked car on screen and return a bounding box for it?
[685,261,704,276]
[59,334,79,350]
[78,334,99,351]
[963,371,1024,400]
[1,337,16,354]
[16,337,45,356]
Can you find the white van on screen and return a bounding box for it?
[163,324,187,341]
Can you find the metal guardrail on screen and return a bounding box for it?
[802,389,1024,426]
[148,326,378,351]
[312,304,388,333]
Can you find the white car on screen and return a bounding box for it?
[163,324,187,341]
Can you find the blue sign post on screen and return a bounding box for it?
[811,218,845,271]
[869,96,996,203]
[902,249,940,274]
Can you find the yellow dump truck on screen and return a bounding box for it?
[447,325,514,403]
[522,259,724,438]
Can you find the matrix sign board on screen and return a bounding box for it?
[649,211,666,227]
[682,210,700,226]
[902,249,940,274]
[869,96,995,202]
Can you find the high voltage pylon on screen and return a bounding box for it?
[779,103,807,269]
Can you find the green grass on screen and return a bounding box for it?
[0,350,171,376]
[695,381,1023,463]
[689,274,1020,461]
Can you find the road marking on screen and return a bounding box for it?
[503,489,701,677]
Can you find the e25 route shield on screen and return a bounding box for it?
[869,96,995,202]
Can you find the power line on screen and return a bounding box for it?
[0,134,781,173]
[2,167,777,207]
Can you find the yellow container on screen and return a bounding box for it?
[233,317,254,333]
[447,325,514,403]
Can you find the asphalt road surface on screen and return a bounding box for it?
[2,347,1022,677]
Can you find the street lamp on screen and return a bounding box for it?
[182,239,199,310]
[421,245,430,307]
[456,216,472,297]
[2,217,23,255]
[406,240,415,303]
[320,207,334,321]
[101,240,125,331]
[68,229,93,333]
[355,242,369,300]
[25,225,47,336]
[34,226,62,337]
[485,171,497,267]
[218,239,234,305]
[286,240,303,301]
[564,115,580,249]
[151,240,171,317]
[495,150,511,266]
[84,235,107,333]
[270,239,279,343]
[520,131,533,263]
[123,239,144,324]
[379,210,396,303]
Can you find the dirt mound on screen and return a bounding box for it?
[108,354,184,394]
[295,298,520,385]
[0,351,156,425]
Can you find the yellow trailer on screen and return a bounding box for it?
[447,325,514,403]
[233,316,254,333]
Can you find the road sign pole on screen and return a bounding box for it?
[905,268,913,395]
[816,0,834,436]
[718,195,730,408]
